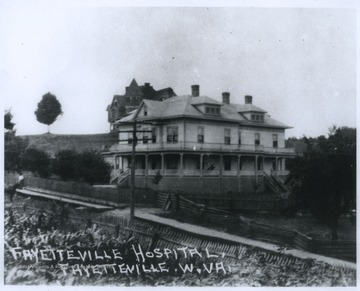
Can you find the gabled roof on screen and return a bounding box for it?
[236,104,267,113]
[191,96,223,106]
[157,87,175,93]
[129,78,138,87]
[115,95,291,129]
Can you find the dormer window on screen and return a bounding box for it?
[251,113,264,122]
[205,106,220,115]
[144,105,148,116]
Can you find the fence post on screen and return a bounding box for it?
[147,232,160,252]
[86,218,92,229]
[114,225,120,239]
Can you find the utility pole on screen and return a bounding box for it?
[117,120,154,220]
[130,121,137,218]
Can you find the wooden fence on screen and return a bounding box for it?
[5,173,156,206]
[9,198,355,272]
[186,194,279,211]
[157,192,356,263]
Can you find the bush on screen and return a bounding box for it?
[5,136,28,172]
[76,151,111,185]
[52,149,79,181]
[21,147,51,178]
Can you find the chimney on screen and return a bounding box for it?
[245,95,253,104]
[144,83,150,87]
[222,92,230,104]
[191,85,200,97]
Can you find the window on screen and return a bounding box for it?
[272,134,278,148]
[143,129,149,144]
[128,132,133,144]
[205,106,220,115]
[238,130,242,145]
[224,128,231,145]
[126,107,137,113]
[251,113,264,122]
[255,133,260,146]
[144,105,148,116]
[224,156,231,171]
[126,97,130,103]
[167,126,178,143]
[151,127,157,143]
[197,126,204,143]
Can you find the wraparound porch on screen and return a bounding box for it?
[111,152,290,178]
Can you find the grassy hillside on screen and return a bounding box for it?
[19,132,118,157]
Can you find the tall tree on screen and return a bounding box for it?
[35,92,63,133]
[4,110,15,133]
[286,126,356,240]
[4,110,28,171]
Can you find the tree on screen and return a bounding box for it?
[21,147,51,178]
[4,110,29,171]
[52,149,79,181]
[286,126,356,240]
[4,110,15,133]
[5,136,28,172]
[285,136,307,154]
[35,93,63,133]
[76,151,111,185]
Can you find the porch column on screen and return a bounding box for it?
[282,158,286,171]
[237,155,241,176]
[159,125,164,149]
[219,154,223,177]
[275,157,278,171]
[145,154,148,177]
[200,154,203,177]
[255,155,258,176]
[161,154,165,175]
[113,155,117,169]
[180,153,184,177]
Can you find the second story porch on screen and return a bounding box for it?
[109,140,295,156]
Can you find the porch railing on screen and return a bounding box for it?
[113,141,295,154]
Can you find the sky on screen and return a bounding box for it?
[0,1,358,138]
